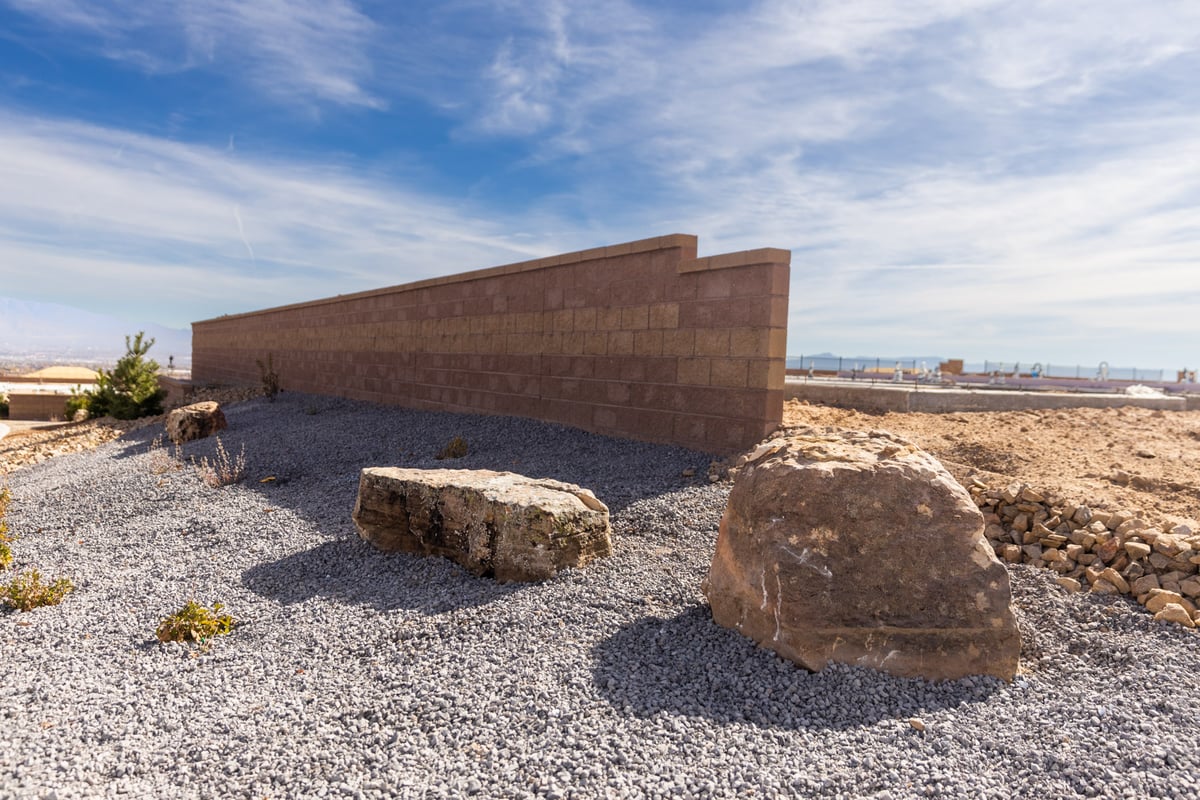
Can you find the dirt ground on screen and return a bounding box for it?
[783,399,1200,528]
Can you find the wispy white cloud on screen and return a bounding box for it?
[441,0,1200,365]
[757,124,1200,363]
[0,112,564,326]
[3,0,1198,367]
[4,0,381,109]
[965,0,1200,102]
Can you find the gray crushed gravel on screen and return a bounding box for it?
[2,391,1200,799]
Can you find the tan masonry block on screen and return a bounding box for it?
[563,331,586,354]
[621,305,650,330]
[694,328,731,357]
[573,307,597,331]
[633,329,664,357]
[594,406,618,430]
[769,328,787,359]
[677,357,711,385]
[519,311,544,333]
[541,332,563,354]
[552,309,573,333]
[710,359,748,388]
[606,382,631,405]
[729,328,771,358]
[662,329,695,357]
[607,330,634,356]
[648,302,680,330]
[769,295,788,328]
[746,358,786,389]
[584,332,608,355]
[597,307,622,331]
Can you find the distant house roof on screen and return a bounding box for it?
[23,366,100,381]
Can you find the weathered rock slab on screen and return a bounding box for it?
[165,401,227,444]
[352,468,612,582]
[703,426,1021,681]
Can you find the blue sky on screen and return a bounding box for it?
[1,0,1198,370]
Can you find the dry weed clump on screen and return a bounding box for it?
[436,435,468,460]
[147,435,185,475]
[256,354,280,402]
[195,437,247,488]
[0,484,12,570]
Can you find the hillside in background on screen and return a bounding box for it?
[0,296,191,368]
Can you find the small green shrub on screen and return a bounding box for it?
[0,569,74,611]
[436,435,468,460]
[71,332,166,420]
[156,600,235,643]
[64,388,88,421]
[195,436,247,487]
[0,393,8,419]
[0,543,11,571]
[257,354,281,402]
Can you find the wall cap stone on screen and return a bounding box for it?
[678,248,792,274]
[192,234,700,327]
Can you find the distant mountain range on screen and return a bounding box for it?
[0,296,191,367]
[787,352,949,368]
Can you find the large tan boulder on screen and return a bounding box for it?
[703,427,1020,681]
[352,468,612,583]
[165,401,227,444]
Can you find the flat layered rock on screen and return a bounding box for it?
[352,467,612,583]
[704,426,1021,681]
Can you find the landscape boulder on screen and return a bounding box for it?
[703,426,1021,681]
[165,401,227,444]
[352,467,612,583]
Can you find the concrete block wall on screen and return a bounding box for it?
[7,393,69,421]
[192,234,790,453]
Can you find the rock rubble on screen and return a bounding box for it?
[971,478,1200,628]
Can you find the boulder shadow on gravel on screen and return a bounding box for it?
[592,605,1002,732]
[242,539,524,613]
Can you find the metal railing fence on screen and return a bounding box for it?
[788,355,1168,384]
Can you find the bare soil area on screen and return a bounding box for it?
[783,398,1200,527]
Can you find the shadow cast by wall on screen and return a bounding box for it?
[591,604,1002,732]
[106,392,714,536]
[242,538,526,614]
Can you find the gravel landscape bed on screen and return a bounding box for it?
[3,392,1200,799]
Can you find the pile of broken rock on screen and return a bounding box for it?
[972,480,1200,628]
